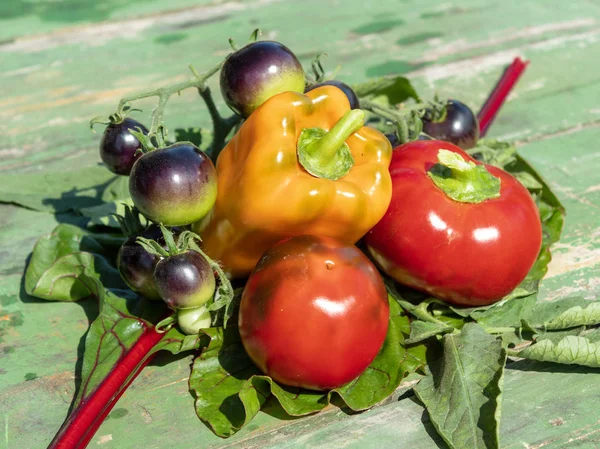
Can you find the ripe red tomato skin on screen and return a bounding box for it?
[365,140,543,307]
[239,235,389,391]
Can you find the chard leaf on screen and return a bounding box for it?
[468,139,517,169]
[404,320,453,344]
[526,297,600,330]
[336,299,427,410]
[414,323,506,449]
[153,326,208,355]
[517,335,600,367]
[470,293,538,328]
[24,224,125,301]
[532,327,587,345]
[190,299,427,437]
[352,75,419,104]
[74,289,150,407]
[512,171,544,190]
[190,327,263,437]
[584,328,600,342]
[74,290,201,410]
[450,287,534,319]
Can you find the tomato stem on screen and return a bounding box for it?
[478,57,529,137]
[47,325,164,449]
[198,86,241,162]
[360,99,429,144]
[108,60,239,158]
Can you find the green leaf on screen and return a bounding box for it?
[525,297,600,330]
[468,139,517,169]
[0,166,126,213]
[353,75,419,105]
[190,327,263,437]
[470,293,538,328]
[74,289,149,407]
[174,127,203,148]
[404,320,453,345]
[414,323,507,449]
[24,224,125,301]
[73,290,200,410]
[152,325,207,355]
[544,301,600,330]
[532,327,587,345]
[190,299,427,437]
[469,139,565,213]
[517,335,600,367]
[335,299,427,410]
[449,287,535,319]
[512,171,544,190]
[584,328,600,342]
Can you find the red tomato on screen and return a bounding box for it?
[365,140,542,307]
[239,235,389,391]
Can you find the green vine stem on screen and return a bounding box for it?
[196,84,241,161]
[112,61,239,160]
[360,98,429,144]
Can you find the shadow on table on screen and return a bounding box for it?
[506,358,600,374]
[40,172,123,224]
[18,256,99,416]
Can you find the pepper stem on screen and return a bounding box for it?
[297,110,364,180]
[427,149,501,203]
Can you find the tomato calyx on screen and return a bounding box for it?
[113,204,147,238]
[297,109,364,180]
[89,103,142,131]
[427,149,501,203]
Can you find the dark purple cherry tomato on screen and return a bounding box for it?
[129,143,217,226]
[117,225,179,300]
[220,41,305,118]
[99,118,148,175]
[422,99,479,149]
[154,250,215,309]
[305,80,360,110]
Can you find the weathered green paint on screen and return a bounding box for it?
[0,0,599,448]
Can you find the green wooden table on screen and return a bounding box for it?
[1,0,599,448]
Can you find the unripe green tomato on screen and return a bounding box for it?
[177,305,212,335]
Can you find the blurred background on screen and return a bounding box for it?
[2,0,599,173]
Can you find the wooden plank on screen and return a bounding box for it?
[0,0,219,41]
[2,0,600,173]
[2,123,598,448]
[1,0,599,448]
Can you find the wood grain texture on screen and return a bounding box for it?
[0,0,599,448]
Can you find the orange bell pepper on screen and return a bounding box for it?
[193,85,392,278]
